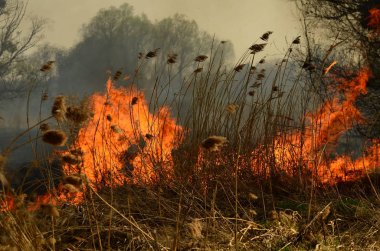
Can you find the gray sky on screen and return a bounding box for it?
[26,0,300,58]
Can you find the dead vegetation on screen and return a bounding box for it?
[0,33,379,251]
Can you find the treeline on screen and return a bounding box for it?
[56,4,234,96]
[0,2,234,100]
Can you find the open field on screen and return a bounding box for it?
[0,35,380,250]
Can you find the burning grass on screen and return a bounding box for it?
[62,80,183,186]
[0,34,379,250]
[369,8,380,30]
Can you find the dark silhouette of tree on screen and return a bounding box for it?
[55,4,153,94]
[298,0,379,76]
[0,0,45,100]
[54,4,234,95]
[297,0,380,137]
[152,14,234,81]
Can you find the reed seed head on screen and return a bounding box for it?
[260,31,273,41]
[234,64,245,72]
[52,95,66,121]
[257,73,265,80]
[70,148,84,156]
[66,105,88,124]
[201,136,228,152]
[131,97,138,105]
[145,133,154,140]
[62,153,81,165]
[41,92,49,101]
[40,61,55,72]
[42,130,68,146]
[113,70,122,81]
[249,43,267,53]
[194,55,208,62]
[292,36,301,44]
[64,174,83,187]
[167,53,177,64]
[146,48,160,59]
[62,183,80,193]
[111,124,122,133]
[194,67,203,74]
[39,123,50,132]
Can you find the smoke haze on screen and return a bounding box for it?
[26,0,300,57]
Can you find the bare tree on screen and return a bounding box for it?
[296,0,380,137]
[297,0,379,79]
[0,0,45,100]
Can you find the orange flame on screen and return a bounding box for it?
[1,68,376,213]
[324,61,337,75]
[64,79,182,187]
[368,8,380,29]
[0,194,14,211]
[318,140,380,184]
[1,79,182,212]
[1,193,58,212]
[27,193,58,211]
[272,68,373,184]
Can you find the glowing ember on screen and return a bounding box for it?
[1,187,81,212]
[0,194,14,212]
[368,8,380,30]
[324,61,337,75]
[27,193,58,211]
[64,79,182,186]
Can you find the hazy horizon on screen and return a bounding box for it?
[26,0,301,58]
[0,0,303,128]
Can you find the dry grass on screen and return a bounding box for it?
[1,183,378,250]
[0,34,379,251]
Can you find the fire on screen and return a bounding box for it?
[0,193,57,212]
[1,79,182,211]
[0,68,377,213]
[176,68,376,186]
[272,68,374,184]
[368,8,380,30]
[64,79,182,187]
[27,193,57,211]
[318,141,380,184]
[0,194,14,212]
[324,61,337,75]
